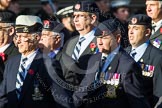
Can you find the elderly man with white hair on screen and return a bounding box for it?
[0,15,57,108]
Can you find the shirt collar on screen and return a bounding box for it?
[102,45,120,58]
[0,44,11,52]
[152,19,162,27]
[21,49,38,59]
[79,27,96,40]
[132,41,149,53]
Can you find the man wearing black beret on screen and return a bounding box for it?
[126,14,162,108]
[0,10,19,64]
[56,1,99,85]
[39,20,64,58]
[73,18,150,108]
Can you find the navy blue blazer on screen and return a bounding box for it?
[0,50,56,108]
[73,48,150,108]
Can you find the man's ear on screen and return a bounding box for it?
[116,34,121,43]
[145,28,151,37]
[8,26,15,36]
[90,14,97,25]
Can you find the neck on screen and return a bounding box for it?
[22,48,36,57]
[79,26,94,35]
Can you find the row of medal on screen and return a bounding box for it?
[140,63,155,77]
[100,72,121,86]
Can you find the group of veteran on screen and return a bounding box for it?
[0,0,162,108]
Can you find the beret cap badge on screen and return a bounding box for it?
[43,20,50,29]
[75,4,81,10]
[131,18,137,24]
[23,27,29,33]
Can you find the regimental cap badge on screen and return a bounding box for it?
[131,18,137,24]
[75,4,81,10]
[23,27,29,33]
[0,17,2,21]
[43,20,50,29]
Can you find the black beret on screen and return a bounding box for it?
[0,10,16,23]
[128,14,152,28]
[94,19,120,37]
[73,1,99,14]
[43,20,64,33]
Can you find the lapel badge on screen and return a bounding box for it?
[108,66,112,70]
[32,81,44,101]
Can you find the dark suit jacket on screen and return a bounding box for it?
[4,43,19,64]
[125,44,162,107]
[150,25,162,50]
[0,50,56,108]
[73,48,150,108]
[56,35,97,85]
[0,57,4,82]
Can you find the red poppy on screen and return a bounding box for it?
[90,42,96,49]
[0,52,6,62]
[28,69,35,75]
[160,27,162,34]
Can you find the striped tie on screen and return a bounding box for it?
[72,37,85,60]
[130,49,137,59]
[16,57,27,98]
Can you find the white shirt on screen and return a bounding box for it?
[131,41,149,62]
[0,44,10,52]
[152,19,162,34]
[78,28,96,57]
[19,49,38,78]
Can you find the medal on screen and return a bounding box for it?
[106,84,117,98]
[32,80,44,101]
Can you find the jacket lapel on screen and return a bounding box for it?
[65,36,79,56]
[150,26,162,40]
[107,49,121,74]
[19,51,42,101]
[81,37,97,56]
[10,55,21,91]
[138,44,152,62]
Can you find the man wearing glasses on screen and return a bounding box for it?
[0,10,19,64]
[0,15,57,108]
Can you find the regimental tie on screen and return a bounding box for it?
[72,37,86,60]
[16,57,28,98]
[130,49,137,59]
[152,24,156,35]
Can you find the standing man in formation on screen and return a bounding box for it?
[73,19,149,108]
[56,1,99,85]
[126,14,162,108]
[0,15,56,108]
